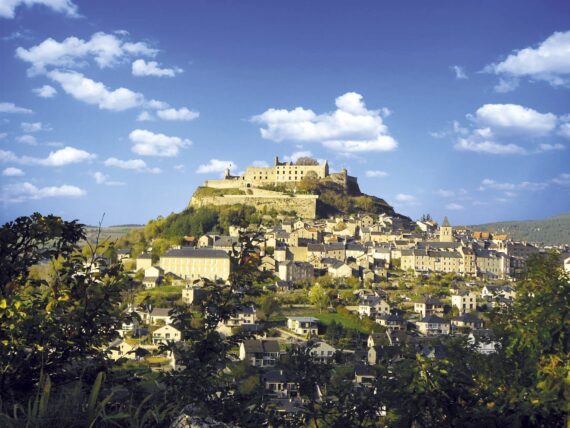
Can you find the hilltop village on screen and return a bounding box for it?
[98,158,570,418]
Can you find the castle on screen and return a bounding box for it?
[202,156,360,193]
[191,157,363,219]
[204,157,330,189]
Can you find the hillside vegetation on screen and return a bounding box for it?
[469,212,570,245]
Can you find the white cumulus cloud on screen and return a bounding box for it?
[2,167,24,176]
[282,151,314,163]
[93,171,124,186]
[129,129,192,157]
[1,182,85,203]
[196,159,237,174]
[156,107,199,121]
[21,121,50,133]
[0,146,95,166]
[33,84,57,98]
[0,102,32,114]
[16,135,38,145]
[0,0,78,19]
[473,104,557,137]
[485,30,570,90]
[132,59,182,77]
[452,103,566,155]
[48,70,144,111]
[16,31,157,75]
[251,92,398,153]
[136,111,154,121]
[36,146,95,166]
[104,157,161,174]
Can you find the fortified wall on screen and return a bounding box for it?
[190,193,319,219]
[191,157,360,219]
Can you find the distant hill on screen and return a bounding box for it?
[84,225,143,243]
[469,213,570,246]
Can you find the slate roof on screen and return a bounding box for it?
[162,248,229,259]
[452,313,482,324]
[418,315,447,324]
[355,365,375,377]
[241,339,280,354]
[263,370,287,383]
[151,308,172,317]
[287,316,319,323]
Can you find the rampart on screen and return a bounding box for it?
[190,193,319,219]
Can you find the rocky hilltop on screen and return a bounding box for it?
[190,157,408,221]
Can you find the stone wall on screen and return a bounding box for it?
[190,194,318,219]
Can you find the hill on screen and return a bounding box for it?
[84,225,143,244]
[469,213,570,245]
[190,157,410,221]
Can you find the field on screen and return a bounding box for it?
[274,306,368,332]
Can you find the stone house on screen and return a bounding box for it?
[239,340,280,367]
[152,324,182,345]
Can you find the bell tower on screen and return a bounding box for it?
[439,216,454,242]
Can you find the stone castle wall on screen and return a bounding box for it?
[190,194,319,219]
[242,160,328,186]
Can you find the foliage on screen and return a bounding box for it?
[0,213,129,399]
[192,186,245,198]
[309,283,328,313]
[470,212,570,245]
[295,156,319,166]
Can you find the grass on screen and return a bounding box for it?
[135,285,183,305]
[193,186,245,197]
[276,306,368,333]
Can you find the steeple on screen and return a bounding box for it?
[440,216,453,243]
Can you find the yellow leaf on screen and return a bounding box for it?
[58,294,69,302]
[0,299,6,309]
[486,402,495,409]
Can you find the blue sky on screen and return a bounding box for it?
[1,0,569,226]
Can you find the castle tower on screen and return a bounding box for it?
[439,216,454,243]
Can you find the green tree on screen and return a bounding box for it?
[0,214,129,400]
[488,252,570,426]
[309,283,328,313]
[259,294,280,320]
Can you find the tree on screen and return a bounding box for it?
[0,214,129,401]
[296,156,319,166]
[309,283,328,313]
[298,171,320,194]
[259,294,280,320]
[488,252,570,426]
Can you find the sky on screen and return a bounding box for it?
[1,0,569,226]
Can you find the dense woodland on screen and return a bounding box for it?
[0,213,568,427]
[470,212,570,246]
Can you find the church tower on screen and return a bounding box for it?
[439,216,454,242]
